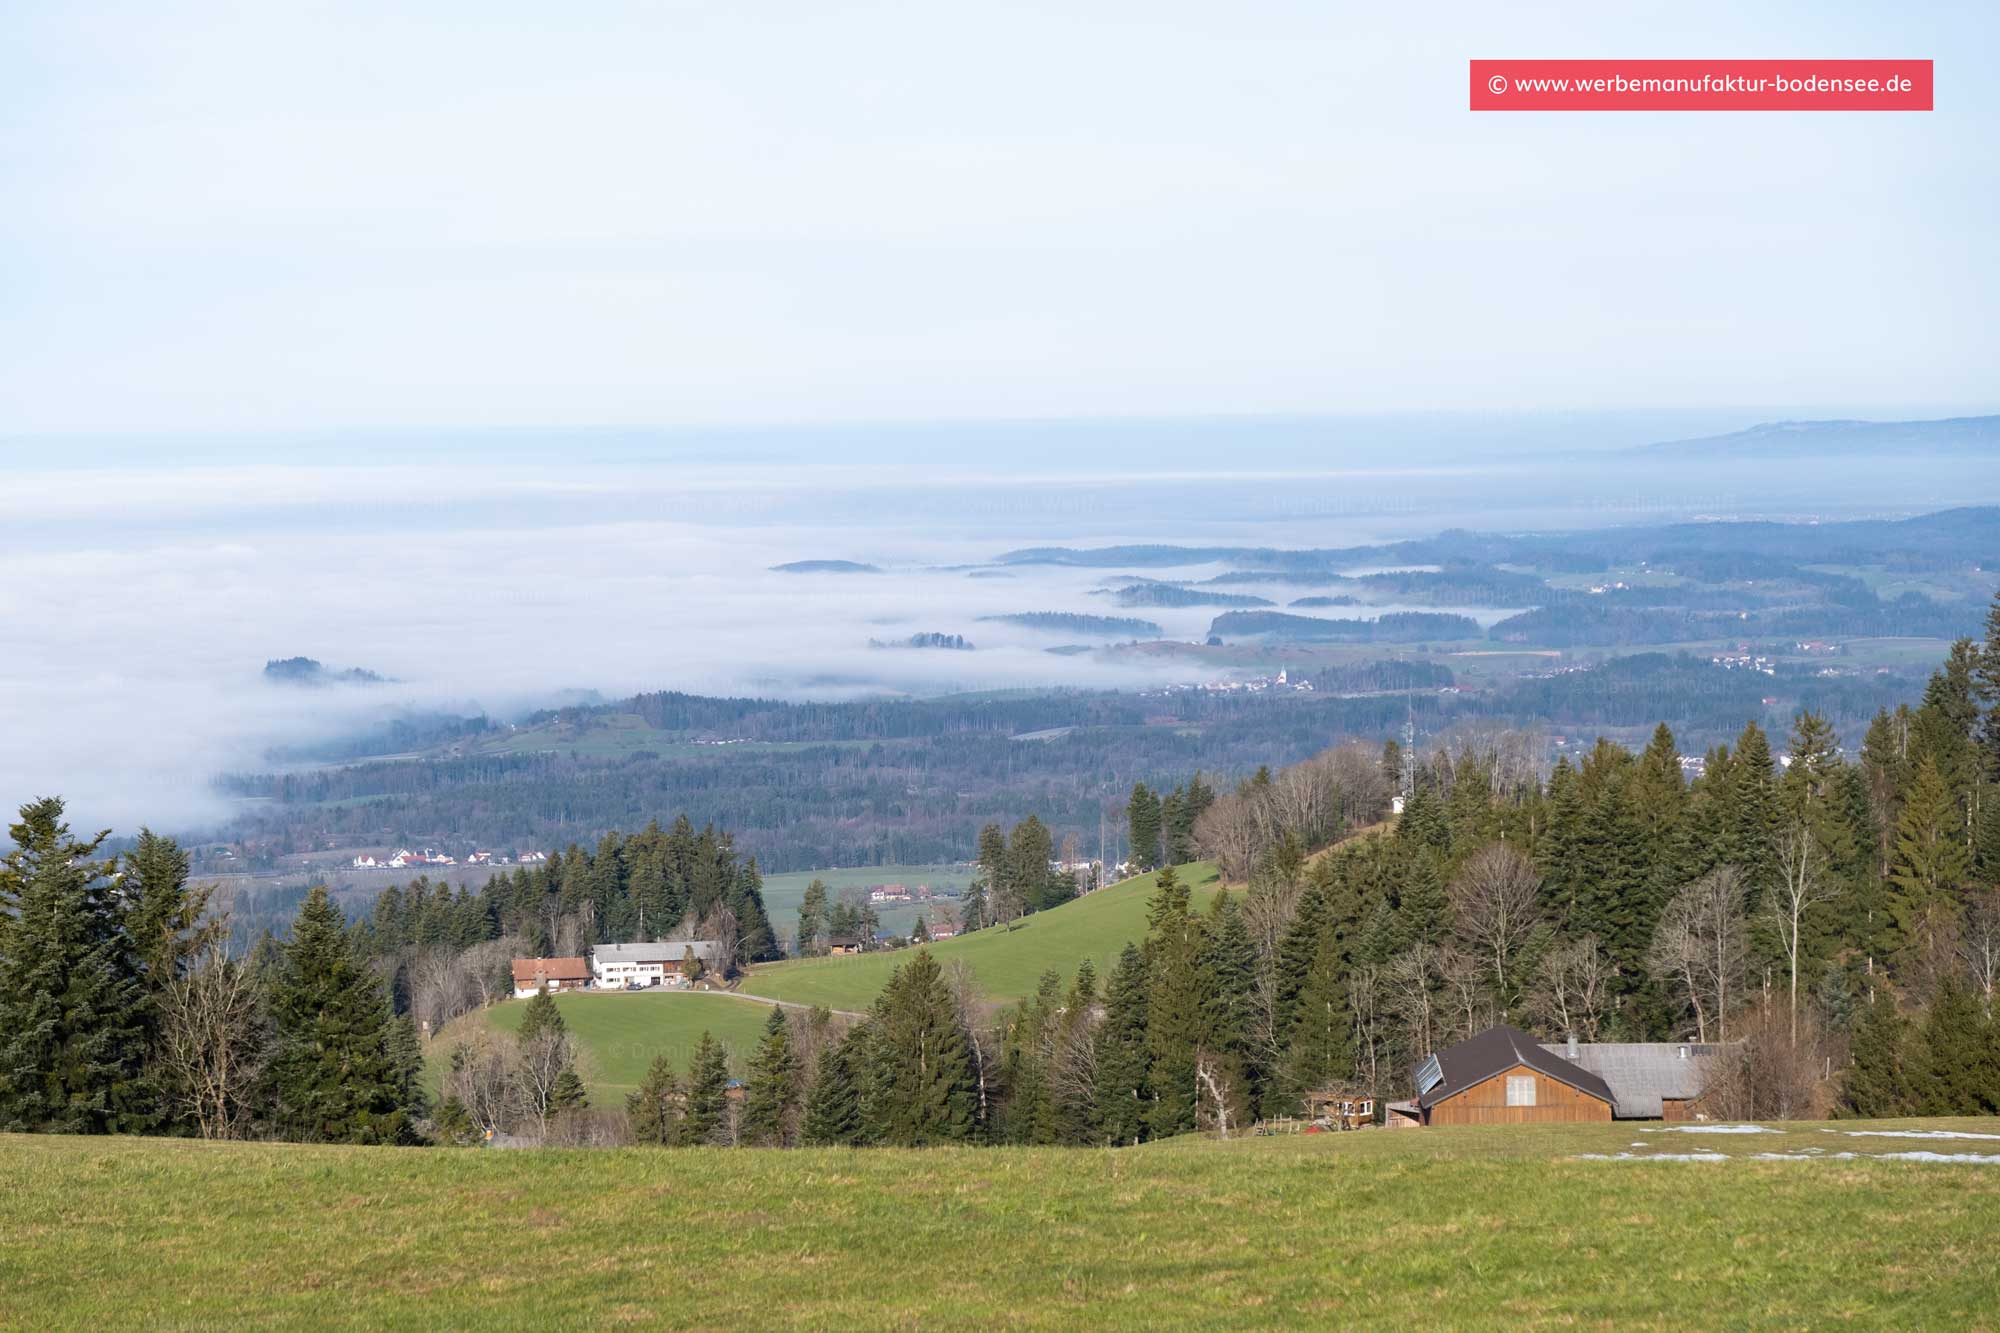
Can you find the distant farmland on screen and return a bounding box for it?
[7,1121,1999,1326]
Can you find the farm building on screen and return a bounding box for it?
[590,939,722,988]
[1537,1036,1722,1120]
[1415,1025,1614,1125]
[510,956,591,999]
[1415,1024,1722,1124]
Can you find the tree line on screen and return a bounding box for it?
[0,805,425,1142]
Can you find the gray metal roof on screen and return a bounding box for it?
[1539,1041,1721,1118]
[1416,1024,1615,1110]
[592,939,721,967]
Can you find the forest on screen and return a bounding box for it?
[10,595,1995,1149]
[219,650,1936,872]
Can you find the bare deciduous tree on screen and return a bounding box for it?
[945,960,997,1128]
[1649,867,1749,1043]
[441,1029,519,1141]
[1384,940,1441,1060]
[1527,934,1616,1042]
[1702,1000,1836,1121]
[155,943,266,1140]
[1769,819,1844,1044]
[1964,889,2000,1019]
[1193,793,1263,883]
[1448,843,1543,999]
[1437,946,1491,1042]
[1348,965,1386,1095]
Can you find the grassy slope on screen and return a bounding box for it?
[481,991,779,1095]
[738,863,1223,1011]
[8,1120,2000,1327]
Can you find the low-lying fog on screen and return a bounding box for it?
[3,422,1991,834]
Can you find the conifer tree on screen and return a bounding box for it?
[627,1054,682,1145]
[1907,977,1998,1114]
[1886,756,1971,981]
[868,950,975,1145]
[122,829,217,1012]
[1127,784,1162,872]
[740,1005,800,1146]
[1143,874,1204,1138]
[1092,942,1151,1146]
[1198,894,1257,1111]
[0,798,151,1133]
[681,1030,733,1145]
[267,886,418,1144]
[959,878,988,933]
[797,879,828,957]
[1284,924,1354,1105]
[1842,994,1911,1117]
[803,1033,864,1146]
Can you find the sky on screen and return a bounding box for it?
[4,1,1998,436]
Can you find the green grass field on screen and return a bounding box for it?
[480,990,781,1095]
[759,863,977,942]
[6,1119,1999,1327]
[738,863,1223,1012]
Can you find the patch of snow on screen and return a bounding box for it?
[1754,1150,2000,1164]
[1839,1129,2000,1142]
[1575,1151,1729,1162]
[1656,1124,1783,1134]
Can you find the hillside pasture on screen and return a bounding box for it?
[5,1119,1999,1327]
[479,990,778,1096]
[739,863,1223,1012]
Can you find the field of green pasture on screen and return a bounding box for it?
[758,862,976,941]
[478,990,780,1096]
[7,1118,1999,1327]
[739,863,1223,1012]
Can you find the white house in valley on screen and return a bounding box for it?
[590,939,723,988]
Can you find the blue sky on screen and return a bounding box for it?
[3,1,1996,434]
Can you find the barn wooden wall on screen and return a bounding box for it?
[1424,1063,1611,1125]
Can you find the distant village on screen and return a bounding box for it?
[350,847,549,871]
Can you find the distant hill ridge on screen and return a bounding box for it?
[1641,414,2000,457]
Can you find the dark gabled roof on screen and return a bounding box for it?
[1416,1024,1614,1110]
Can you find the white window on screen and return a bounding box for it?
[1505,1075,1536,1107]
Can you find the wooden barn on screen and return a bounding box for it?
[1414,1025,1614,1125]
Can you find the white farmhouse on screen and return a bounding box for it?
[590,939,723,988]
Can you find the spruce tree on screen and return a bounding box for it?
[267,886,417,1144]
[1908,977,1999,1115]
[740,1005,800,1146]
[868,950,975,1145]
[803,1034,864,1146]
[682,1030,733,1145]
[627,1054,682,1145]
[1143,876,1204,1138]
[1885,756,1971,980]
[797,879,828,956]
[0,798,151,1134]
[1284,924,1354,1106]
[1842,994,1910,1117]
[1092,942,1151,1146]
[1128,784,1163,871]
[122,829,216,1011]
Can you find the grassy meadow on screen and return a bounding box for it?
[479,990,780,1096]
[6,1119,1999,1327]
[758,862,978,942]
[740,863,1224,1012]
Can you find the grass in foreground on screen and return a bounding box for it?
[5,1118,1999,1328]
[740,863,1222,1011]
